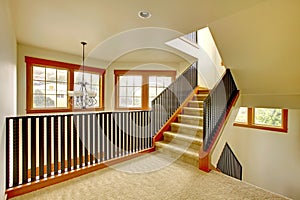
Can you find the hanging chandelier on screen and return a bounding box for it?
[68,42,97,109]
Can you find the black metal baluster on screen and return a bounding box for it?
[31,117,37,181]
[53,116,59,175]
[73,115,78,170]
[60,116,65,173]
[6,118,10,189]
[12,118,19,187]
[99,113,103,162]
[90,114,94,164]
[67,115,72,171]
[94,114,99,163]
[103,113,107,161]
[46,117,51,177]
[78,115,83,168]
[22,118,28,184]
[84,114,89,166]
[39,117,44,179]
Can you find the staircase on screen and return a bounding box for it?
[155,88,209,167]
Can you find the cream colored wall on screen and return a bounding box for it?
[210,0,300,98]
[17,44,106,115]
[0,0,17,199]
[211,97,300,199]
[104,61,186,111]
[166,34,225,89]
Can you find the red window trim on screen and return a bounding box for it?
[26,56,106,114]
[233,108,288,133]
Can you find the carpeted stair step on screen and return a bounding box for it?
[178,114,203,126]
[171,122,203,138]
[155,141,199,167]
[188,100,204,108]
[182,107,203,116]
[193,94,208,101]
[163,131,203,150]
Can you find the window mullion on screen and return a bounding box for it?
[248,108,254,125]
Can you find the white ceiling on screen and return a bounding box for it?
[9,0,262,62]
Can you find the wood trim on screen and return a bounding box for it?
[25,56,105,114]
[199,91,240,172]
[153,86,203,144]
[233,108,288,133]
[6,147,155,199]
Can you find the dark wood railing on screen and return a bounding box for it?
[203,69,239,151]
[151,62,198,135]
[6,111,152,189]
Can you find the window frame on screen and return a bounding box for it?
[233,107,288,133]
[114,70,176,110]
[26,56,105,114]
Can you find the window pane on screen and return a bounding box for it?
[92,74,100,85]
[127,87,134,96]
[254,108,282,127]
[235,107,248,123]
[134,76,142,86]
[33,66,45,80]
[119,87,127,97]
[57,83,67,94]
[57,94,67,107]
[133,98,141,107]
[57,70,67,82]
[119,97,127,107]
[33,95,45,108]
[46,95,56,108]
[46,68,56,81]
[74,72,83,83]
[134,87,141,97]
[33,81,45,94]
[46,82,56,95]
[84,73,91,84]
[149,76,156,86]
[157,77,164,86]
[119,76,127,86]
[127,97,133,107]
[127,76,134,86]
[149,87,156,97]
[163,77,172,86]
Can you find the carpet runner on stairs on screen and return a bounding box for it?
[155,88,209,167]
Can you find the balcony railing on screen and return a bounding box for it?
[6,111,152,189]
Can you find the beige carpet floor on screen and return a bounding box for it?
[12,152,289,200]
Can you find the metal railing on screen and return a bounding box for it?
[203,69,238,151]
[6,111,152,189]
[151,62,198,135]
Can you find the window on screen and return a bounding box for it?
[149,76,172,107]
[114,70,176,110]
[234,107,288,132]
[26,56,105,113]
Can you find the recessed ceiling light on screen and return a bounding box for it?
[138,10,151,19]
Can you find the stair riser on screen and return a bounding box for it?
[188,102,204,108]
[183,109,203,116]
[178,117,203,126]
[156,147,199,167]
[163,135,201,151]
[171,126,203,138]
[193,96,207,101]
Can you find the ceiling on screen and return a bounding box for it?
[9,0,262,62]
[9,0,300,104]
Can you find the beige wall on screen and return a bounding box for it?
[0,0,17,199]
[211,97,300,199]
